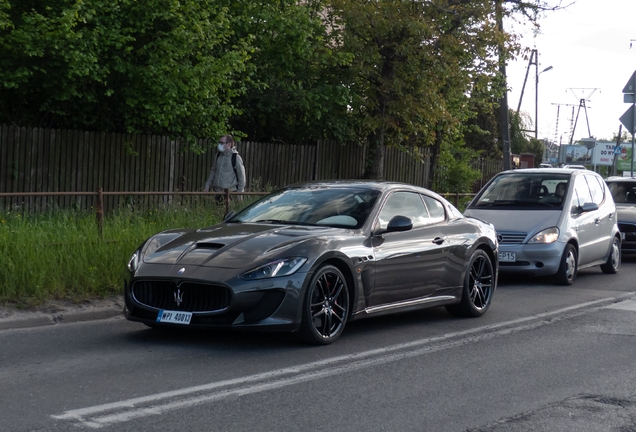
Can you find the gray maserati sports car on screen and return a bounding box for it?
[124,181,499,344]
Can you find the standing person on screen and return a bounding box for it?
[203,135,246,201]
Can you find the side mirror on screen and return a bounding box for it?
[223,210,237,222]
[386,215,413,233]
[580,202,599,213]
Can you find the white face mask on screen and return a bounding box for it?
[218,143,226,152]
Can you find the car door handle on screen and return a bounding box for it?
[432,237,445,245]
[595,218,601,225]
[609,212,614,219]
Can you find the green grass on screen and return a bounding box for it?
[0,197,255,306]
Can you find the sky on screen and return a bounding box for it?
[506,0,636,144]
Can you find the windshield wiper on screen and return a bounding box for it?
[254,219,317,226]
[475,199,557,208]
[474,200,519,207]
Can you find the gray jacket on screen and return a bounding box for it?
[204,148,246,192]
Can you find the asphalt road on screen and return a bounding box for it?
[2,259,636,432]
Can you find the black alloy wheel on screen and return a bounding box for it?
[300,265,350,345]
[446,249,494,317]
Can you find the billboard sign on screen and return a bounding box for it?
[592,141,620,166]
[616,145,636,172]
[562,145,590,164]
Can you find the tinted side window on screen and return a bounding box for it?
[377,192,429,230]
[422,195,445,223]
[585,175,604,205]
[573,175,593,211]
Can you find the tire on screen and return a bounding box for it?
[600,236,621,274]
[556,243,577,285]
[299,265,350,345]
[446,249,494,317]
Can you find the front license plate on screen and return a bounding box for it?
[498,251,516,262]
[156,310,192,325]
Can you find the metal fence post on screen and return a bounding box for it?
[96,188,104,238]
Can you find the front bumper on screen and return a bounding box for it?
[497,242,565,277]
[123,266,309,331]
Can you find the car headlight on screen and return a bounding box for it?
[528,227,559,244]
[241,257,307,280]
[127,252,139,272]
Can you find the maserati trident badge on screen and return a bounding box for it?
[174,289,183,306]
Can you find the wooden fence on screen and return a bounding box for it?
[0,124,499,212]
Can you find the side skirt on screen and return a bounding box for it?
[350,295,458,321]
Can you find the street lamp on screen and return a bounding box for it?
[535,64,554,139]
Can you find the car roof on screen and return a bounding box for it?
[282,179,449,202]
[606,176,636,182]
[497,168,578,175]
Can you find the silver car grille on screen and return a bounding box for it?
[497,232,527,244]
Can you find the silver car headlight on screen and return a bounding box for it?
[127,252,139,272]
[528,227,559,244]
[241,257,307,280]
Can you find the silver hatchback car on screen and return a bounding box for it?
[464,168,621,285]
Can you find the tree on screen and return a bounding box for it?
[509,110,531,155]
[225,0,355,144]
[0,0,253,142]
[321,0,567,182]
[323,0,509,182]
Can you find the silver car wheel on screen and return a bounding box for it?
[601,236,621,274]
[611,241,620,267]
[556,243,578,285]
[564,249,576,281]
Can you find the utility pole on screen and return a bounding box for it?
[567,88,598,144]
[516,49,552,139]
[496,0,511,170]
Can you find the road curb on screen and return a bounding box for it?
[0,308,123,331]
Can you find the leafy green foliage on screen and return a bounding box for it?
[227,0,355,143]
[0,0,564,164]
[323,0,515,180]
[0,0,253,141]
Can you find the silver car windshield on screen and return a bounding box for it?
[229,187,381,229]
[471,173,571,209]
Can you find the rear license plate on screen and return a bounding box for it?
[498,252,516,262]
[156,310,192,325]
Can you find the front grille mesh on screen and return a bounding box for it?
[497,232,527,244]
[132,280,231,312]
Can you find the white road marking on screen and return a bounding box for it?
[604,299,636,311]
[52,294,635,429]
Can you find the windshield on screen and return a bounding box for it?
[470,172,571,209]
[229,187,381,229]
[607,181,636,204]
